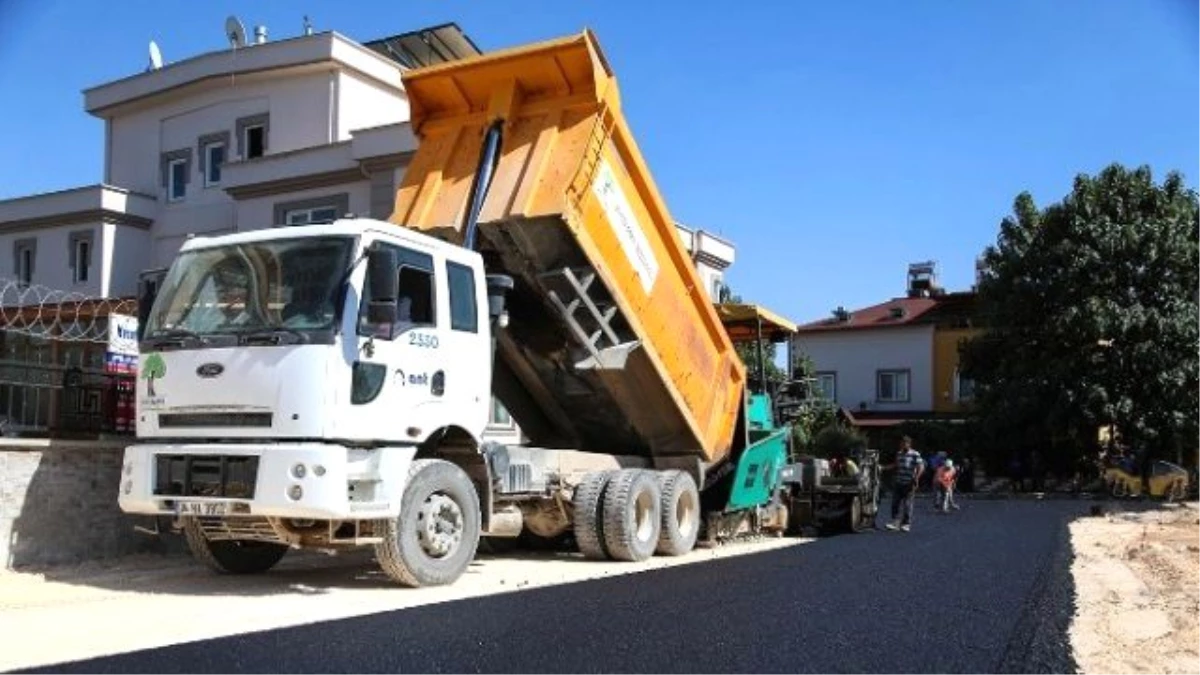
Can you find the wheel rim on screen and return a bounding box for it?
[417,493,464,558]
[675,488,698,538]
[634,489,656,543]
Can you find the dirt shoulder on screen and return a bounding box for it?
[0,536,808,672]
[1069,502,1200,675]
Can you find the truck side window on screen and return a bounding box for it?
[396,266,435,328]
[446,261,477,333]
[358,245,436,339]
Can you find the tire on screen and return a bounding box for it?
[786,494,812,536]
[863,472,881,516]
[602,469,662,562]
[848,495,864,533]
[1167,480,1186,503]
[1111,479,1127,499]
[573,471,615,560]
[375,459,480,588]
[655,470,700,556]
[182,518,288,575]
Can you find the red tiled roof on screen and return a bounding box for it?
[796,297,937,333]
[796,291,976,334]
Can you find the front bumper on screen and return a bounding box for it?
[117,442,413,520]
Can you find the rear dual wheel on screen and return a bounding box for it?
[572,469,700,562]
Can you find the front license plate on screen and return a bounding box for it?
[173,500,228,516]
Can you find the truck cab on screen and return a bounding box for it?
[121,219,504,584]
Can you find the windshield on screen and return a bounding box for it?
[145,236,355,338]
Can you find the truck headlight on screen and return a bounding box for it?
[288,485,303,501]
[291,463,307,479]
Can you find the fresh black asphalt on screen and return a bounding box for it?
[27,499,1087,674]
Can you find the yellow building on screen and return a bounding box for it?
[927,294,981,414]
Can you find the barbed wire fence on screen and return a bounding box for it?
[0,277,137,343]
[0,277,141,435]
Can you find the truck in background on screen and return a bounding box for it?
[119,30,802,587]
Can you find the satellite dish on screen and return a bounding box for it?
[148,40,163,70]
[225,15,247,48]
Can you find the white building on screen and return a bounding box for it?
[790,262,978,442]
[0,21,736,439]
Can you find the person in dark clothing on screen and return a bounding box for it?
[881,436,924,532]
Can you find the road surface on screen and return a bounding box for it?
[20,499,1086,674]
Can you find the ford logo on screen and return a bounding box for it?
[196,363,225,378]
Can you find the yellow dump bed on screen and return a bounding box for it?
[389,30,745,463]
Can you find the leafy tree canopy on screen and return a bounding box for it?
[961,163,1199,474]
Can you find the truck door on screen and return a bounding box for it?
[439,258,490,437]
[343,243,445,442]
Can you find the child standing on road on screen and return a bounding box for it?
[934,459,960,513]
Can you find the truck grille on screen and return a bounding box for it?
[154,455,259,498]
[158,413,273,428]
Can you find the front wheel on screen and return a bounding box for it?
[182,518,288,574]
[1167,480,1186,503]
[848,495,865,533]
[376,459,480,588]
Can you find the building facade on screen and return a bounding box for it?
[0,22,735,439]
[791,262,979,435]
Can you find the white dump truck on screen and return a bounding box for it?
[118,31,799,587]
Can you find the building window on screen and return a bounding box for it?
[876,369,911,403]
[954,369,975,403]
[236,113,270,160]
[273,193,350,227]
[203,142,225,186]
[197,131,231,188]
[160,148,192,203]
[13,238,36,286]
[285,206,339,225]
[69,231,94,284]
[244,126,265,159]
[446,262,477,333]
[815,372,837,401]
[168,158,187,201]
[490,397,513,428]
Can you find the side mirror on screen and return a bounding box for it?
[366,247,399,327]
[136,277,159,342]
[367,301,397,326]
[367,247,399,303]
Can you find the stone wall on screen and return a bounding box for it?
[0,439,180,569]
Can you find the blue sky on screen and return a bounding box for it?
[0,1,1196,324]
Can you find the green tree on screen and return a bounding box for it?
[142,353,167,397]
[810,423,866,459]
[962,164,1199,476]
[785,351,839,451]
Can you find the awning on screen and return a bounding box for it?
[840,408,967,428]
[716,303,797,344]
